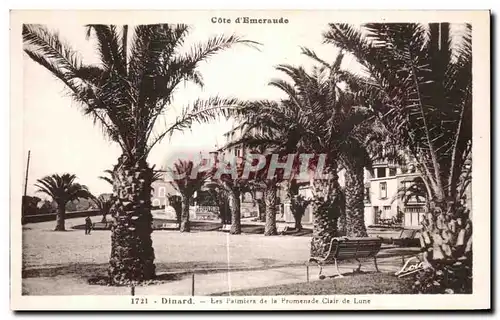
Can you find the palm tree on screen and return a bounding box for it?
[35,173,93,231]
[23,24,256,284]
[300,47,381,238]
[325,23,472,292]
[93,194,114,224]
[256,63,363,252]
[211,156,258,235]
[289,192,311,231]
[204,183,230,224]
[168,159,212,232]
[224,96,312,235]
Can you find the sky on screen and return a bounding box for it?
[22,21,362,197]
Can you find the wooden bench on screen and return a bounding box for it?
[306,237,382,280]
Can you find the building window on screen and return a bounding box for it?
[379,182,387,199]
[158,186,166,198]
[389,168,397,176]
[380,205,391,219]
[376,167,386,178]
[364,187,370,203]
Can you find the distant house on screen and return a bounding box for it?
[363,161,425,228]
[151,176,178,209]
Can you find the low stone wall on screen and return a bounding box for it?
[22,210,102,224]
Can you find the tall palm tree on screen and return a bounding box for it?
[23,24,256,284]
[301,47,383,238]
[35,173,93,231]
[168,159,212,232]
[259,63,365,252]
[325,23,472,292]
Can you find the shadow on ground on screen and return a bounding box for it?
[22,259,300,279]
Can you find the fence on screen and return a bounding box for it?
[22,209,102,224]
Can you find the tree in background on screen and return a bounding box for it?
[22,196,41,216]
[35,173,92,231]
[168,160,212,232]
[93,194,114,224]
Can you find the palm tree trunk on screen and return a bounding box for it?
[309,174,342,257]
[336,206,347,236]
[257,199,266,222]
[344,160,368,237]
[180,195,191,232]
[310,200,339,257]
[293,208,304,231]
[264,184,278,236]
[175,206,182,225]
[288,181,302,231]
[108,156,155,284]
[54,204,66,231]
[229,189,241,234]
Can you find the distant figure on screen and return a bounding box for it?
[85,216,92,235]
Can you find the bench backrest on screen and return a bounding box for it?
[326,237,382,261]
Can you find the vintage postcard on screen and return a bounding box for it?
[10,10,490,310]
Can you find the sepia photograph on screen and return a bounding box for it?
[10,10,490,310]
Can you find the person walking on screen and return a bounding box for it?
[85,216,92,235]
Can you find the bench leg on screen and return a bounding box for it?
[354,258,362,273]
[374,256,379,272]
[318,264,325,279]
[334,258,344,278]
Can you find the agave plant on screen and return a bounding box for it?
[23,23,257,284]
[35,173,93,231]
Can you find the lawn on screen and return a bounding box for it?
[215,272,414,295]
